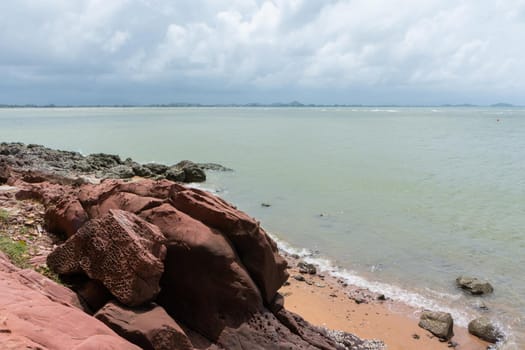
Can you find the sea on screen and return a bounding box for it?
[0,107,523,348]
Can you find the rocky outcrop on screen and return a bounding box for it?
[47,209,167,306]
[0,143,381,349]
[0,142,231,184]
[169,185,288,304]
[0,252,140,350]
[456,276,494,295]
[95,302,194,350]
[468,317,502,343]
[418,311,454,340]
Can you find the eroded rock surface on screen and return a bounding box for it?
[1,144,381,349]
[47,209,167,306]
[0,253,140,350]
[0,142,230,184]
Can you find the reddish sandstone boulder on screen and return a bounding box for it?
[47,209,167,306]
[169,186,288,304]
[95,301,194,350]
[45,197,89,238]
[0,253,140,350]
[93,191,164,218]
[140,203,264,339]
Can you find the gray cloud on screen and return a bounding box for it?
[0,0,524,105]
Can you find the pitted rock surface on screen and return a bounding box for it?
[1,143,381,350]
[141,203,264,339]
[47,209,166,306]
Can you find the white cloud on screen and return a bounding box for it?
[0,0,524,104]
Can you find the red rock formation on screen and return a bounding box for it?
[47,209,167,306]
[169,186,288,304]
[0,253,140,350]
[2,167,371,349]
[140,203,264,339]
[95,301,194,350]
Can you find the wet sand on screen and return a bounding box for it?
[280,259,489,350]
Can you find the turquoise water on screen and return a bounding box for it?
[1,107,524,348]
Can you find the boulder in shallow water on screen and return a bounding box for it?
[298,261,317,274]
[456,276,494,295]
[418,310,454,340]
[468,317,502,343]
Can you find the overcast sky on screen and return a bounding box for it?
[1,0,524,105]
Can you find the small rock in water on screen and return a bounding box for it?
[468,317,502,343]
[297,261,317,275]
[473,300,489,311]
[261,203,271,207]
[418,311,454,340]
[377,294,386,301]
[456,276,494,295]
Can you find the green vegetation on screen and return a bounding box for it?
[35,265,62,284]
[0,234,30,268]
[0,209,9,223]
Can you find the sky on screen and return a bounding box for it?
[1,0,524,105]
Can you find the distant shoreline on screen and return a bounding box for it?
[0,103,520,108]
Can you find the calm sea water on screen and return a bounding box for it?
[1,107,523,348]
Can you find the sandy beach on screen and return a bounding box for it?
[280,256,490,350]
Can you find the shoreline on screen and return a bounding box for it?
[0,143,502,349]
[280,252,490,350]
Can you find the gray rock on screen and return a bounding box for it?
[87,153,123,169]
[174,160,206,182]
[456,276,494,295]
[131,163,153,177]
[468,317,502,343]
[103,165,135,179]
[143,163,169,175]
[293,274,305,282]
[418,311,454,340]
[197,163,233,172]
[0,142,221,184]
[297,261,317,275]
[165,167,186,182]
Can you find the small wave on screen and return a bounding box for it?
[370,109,399,113]
[271,233,476,327]
[269,232,518,348]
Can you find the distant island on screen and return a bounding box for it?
[0,102,521,108]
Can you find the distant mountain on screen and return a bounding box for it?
[490,103,514,107]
